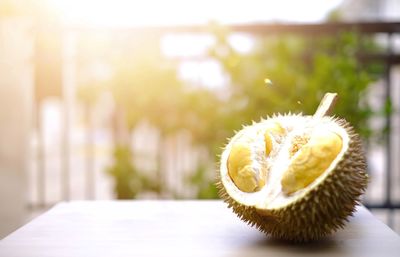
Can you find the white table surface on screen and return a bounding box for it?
[0,200,399,257]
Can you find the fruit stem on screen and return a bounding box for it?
[313,93,338,118]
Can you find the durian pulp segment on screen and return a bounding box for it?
[227,142,265,193]
[222,119,287,206]
[265,119,349,210]
[227,122,282,193]
[222,115,350,210]
[281,130,343,195]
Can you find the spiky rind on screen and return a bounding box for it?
[217,118,368,242]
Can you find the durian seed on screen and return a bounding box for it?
[281,129,343,195]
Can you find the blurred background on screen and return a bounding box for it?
[1,0,400,238]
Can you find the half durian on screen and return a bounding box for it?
[218,93,368,242]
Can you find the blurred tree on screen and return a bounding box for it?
[209,27,384,141]
[107,34,190,198]
[188,165,218,199]
[107,146,140,199]
[186,25,385,199]
[107,146,161,199]
[76,25,385,200]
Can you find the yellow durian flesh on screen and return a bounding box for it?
[228,121,285,193]
[218,114,368,242]
[226,117,346,198]
[228,143,261,193]
[281,129,343,195]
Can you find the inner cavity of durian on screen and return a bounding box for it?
[227,120,344,197]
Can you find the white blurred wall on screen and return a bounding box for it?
[339,0,400,21]
[0,18,33,239]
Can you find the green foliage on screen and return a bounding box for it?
[209,29,384,141]
[107,146,161,199]
[77,26,385,200]
[107,146,141,199]
[188,165,218,199]
[110,56,184,132]
[189,27,385,199]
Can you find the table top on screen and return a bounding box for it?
[0,200,399,257]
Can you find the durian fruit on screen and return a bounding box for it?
[217,93,368,242]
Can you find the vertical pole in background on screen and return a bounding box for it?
[157,134,164,198]
[86,103,95,200]
[384,32,393,228]
[35,22,63,206]
[61,31,70,203]
[35,102,46,208]
[61,83,70,202]
[60,38,67,202]
[62,29,78,202]
[0,19,33,237]
[357,33,372,206]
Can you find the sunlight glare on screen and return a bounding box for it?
[50,0,343,27]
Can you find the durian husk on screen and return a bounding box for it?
[217,117,368,242]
